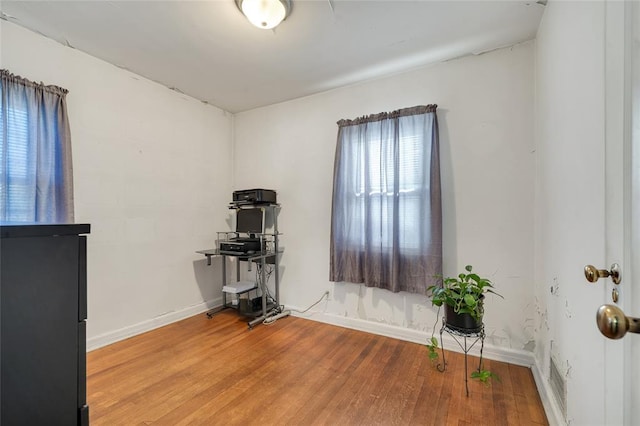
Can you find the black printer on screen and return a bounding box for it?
[232,189,277,205]
[219,238,263,255]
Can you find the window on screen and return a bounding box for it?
[348,131,426,252]
[0,103,33,221]
[330,105,441,294]
[0,69,74,223]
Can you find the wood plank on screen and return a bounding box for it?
[510,363,549,425]
[87,311,548,425]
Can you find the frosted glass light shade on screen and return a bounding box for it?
[236,0,290,30]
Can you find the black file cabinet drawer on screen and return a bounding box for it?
[1,224,90,426]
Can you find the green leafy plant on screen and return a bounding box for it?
[425,265,503,385]
[471,369,501,385]
[425,305,442,363]
[426,336,439,362]
[427,265,502,322]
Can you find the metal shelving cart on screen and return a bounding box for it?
[197,203,283,329]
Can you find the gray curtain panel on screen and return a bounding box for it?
[330,105,442,294]
[0,69,74,223]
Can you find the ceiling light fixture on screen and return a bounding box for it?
[235,0,291,30]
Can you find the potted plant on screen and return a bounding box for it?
[425,264,503,386]
[427,264,502,332]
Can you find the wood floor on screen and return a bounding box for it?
[87,311,548,425]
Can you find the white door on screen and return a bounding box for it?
[535,2,636,423]
[601,2,638,424]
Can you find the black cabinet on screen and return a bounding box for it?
[1,224,90,426]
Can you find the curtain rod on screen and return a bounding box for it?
[337,104,437,127]
[1,69,69,96]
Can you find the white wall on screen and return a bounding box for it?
[1,21,234,347]
[0,13,538,368]
[234,42,536,354]
[534,1,608,424]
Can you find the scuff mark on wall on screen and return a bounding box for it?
[357,285,366,320]
[0,11,15,21]
[523,316,534,328]
[534,296,550,331]
[523,340,535,351]
[488,327,511,347]
[565,360,573,426]
[564,299,573,319]
[550,276,560,296]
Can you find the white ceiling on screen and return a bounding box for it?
[0,0,545,113]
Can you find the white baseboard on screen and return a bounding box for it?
[531,358,566,426]
[87,297,222,351]
[289,309,534,367]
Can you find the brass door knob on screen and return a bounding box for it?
[584,263,621,284]
[596,304,640,339]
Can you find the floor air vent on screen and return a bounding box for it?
[550,357,567,420]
